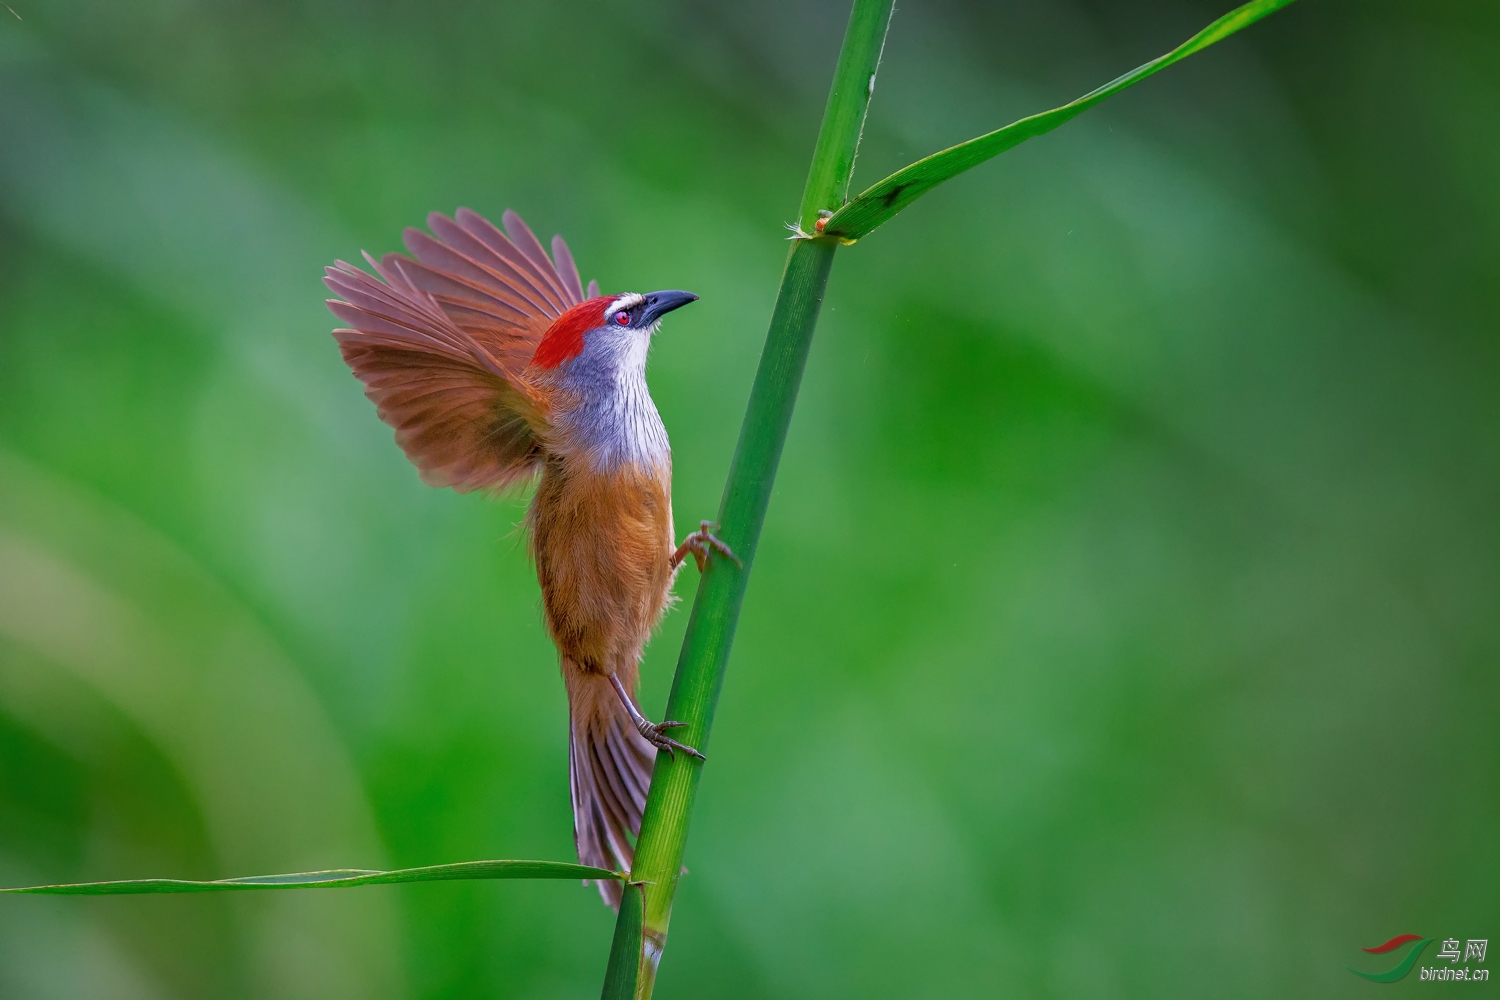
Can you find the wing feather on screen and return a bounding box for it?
[454,207,577,313]
[326,207,592,494]
[327,277,492,364]
[332,335,542,492]
[387,256,537,329]
[551,234,585,303]
[502,209,576,309]
[425,213,567,316]
[402,228,557,320]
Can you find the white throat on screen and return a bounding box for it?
[554,325,670,472]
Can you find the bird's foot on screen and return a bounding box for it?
[609,673,706,761]
[671,520,742,572]
[634,717,705,761]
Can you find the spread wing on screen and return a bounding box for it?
[325,208,593,493]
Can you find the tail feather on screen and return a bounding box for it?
[564,661,655,908]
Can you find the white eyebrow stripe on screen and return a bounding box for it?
[604,293,645,318]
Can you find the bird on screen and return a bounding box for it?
[323,207,736,907]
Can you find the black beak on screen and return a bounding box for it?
[640,289,699,327]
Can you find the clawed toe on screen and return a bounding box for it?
[608,673,706,761]
[671,520,743,572]
[642,722,706,761]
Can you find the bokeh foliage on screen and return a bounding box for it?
[0,1,1496,998]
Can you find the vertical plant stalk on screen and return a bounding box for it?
[599,1,895,997]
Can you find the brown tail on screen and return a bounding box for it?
[562,659,656,908]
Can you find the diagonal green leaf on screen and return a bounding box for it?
[821,0,1299,242]
[1,859,622,895]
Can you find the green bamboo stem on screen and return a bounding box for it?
[601,883,646,999]
[598,1,894,996]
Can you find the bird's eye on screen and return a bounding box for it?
[615,311,631,326]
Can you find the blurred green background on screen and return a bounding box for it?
[0,0,1496,997]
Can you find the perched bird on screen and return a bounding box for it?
[323,208,735,906]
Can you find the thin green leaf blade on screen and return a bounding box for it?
[2,859,622,895]
[822,0,1299,241]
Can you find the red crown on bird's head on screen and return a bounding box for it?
[531,293,650,369]
[531,296,613,369]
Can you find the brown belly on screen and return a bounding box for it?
[527,456,676,673]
